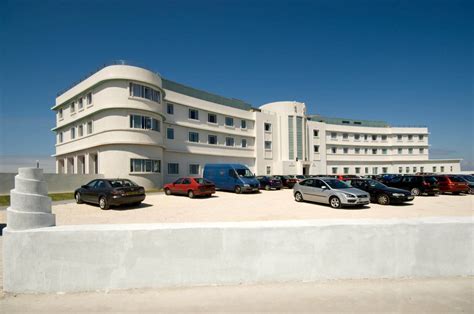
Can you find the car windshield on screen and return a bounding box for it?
[367,180,386,189]
[109,179,137,187]
[194,178,213,184]
[424,176,438,183]
[461,175,474,181]
[324,179,351,189]
[235,168,255,178]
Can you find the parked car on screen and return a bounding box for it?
[376,174,402,185]
[273,175,298,188]
[163,177,215,198]
[433,175,469,195]
[74,179,145,210]
[256,176,283,190]
[346,178,414,205]
[203,163,259,193]
[293,177,370,208]
[295,175,306,182]
[385,175,439,196]
[457,175,474,194]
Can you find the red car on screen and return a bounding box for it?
[434,175,469,194]
[164,177,215,198]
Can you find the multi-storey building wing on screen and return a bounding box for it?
[52,64,461,188]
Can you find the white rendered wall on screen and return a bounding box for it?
[3,217,472,293]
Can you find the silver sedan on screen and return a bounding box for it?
[293,177,370,208]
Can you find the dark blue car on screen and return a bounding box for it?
[256,176,283,190]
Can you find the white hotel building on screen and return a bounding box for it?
[52,64,461,188]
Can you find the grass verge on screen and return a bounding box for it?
[0,192,75,207]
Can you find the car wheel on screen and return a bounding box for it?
[234,186,242,194]
[188,190,195,198]
[410,188,421,196]
[75,192,83,204]
[377,194,390,205]
[99,196,109,210]
[329,196,342,209]
[164,188,171,196]
[294,192,303,202]
[265,185,270,191]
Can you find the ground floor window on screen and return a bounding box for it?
[440,166,445,172]
[266,166,271,175]
[343,167,349,174]
[168,163,179,175]
[355,167,360,174]
[332,167,337,174]
[130,159,161,173]
[189,164,200,175]
[382,167,388,174]
[399,167,403,173]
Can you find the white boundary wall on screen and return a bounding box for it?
[3,217,473,293]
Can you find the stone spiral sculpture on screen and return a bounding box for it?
[7,168,56,230]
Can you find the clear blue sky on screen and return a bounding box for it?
[1,0,473,170]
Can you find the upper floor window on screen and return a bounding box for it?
[70,127,76,139]
[398,148,403,154]
[314,145,319,153]
[331,147,337,154]
[372,135,377,141]
[188,131,199,143]
[225,137,234,146]
[130,115,160,132]
[419,148,425,154]
[381,135,387,141]
[86,92,92,105]
[408,135,413,141]
[342,133,348,140]
[343,147,348,154]
[313,129,318,137]
[382,148,387,155]
[364,134,368,140]
[129,82,160,103]
[58,108,63,119]
[354,134,360,140]
[241,120,247,129]
[78,125,83,137]
[408,148,413,154]
[78,97,83,110]
[225,117,234,127]
[242,139,247,148]
[264,141,272,150]
[70,102,75,113]
[265,123,272,132]
[58,132,63,143]
[331,132,337,139]
[87,121,93,134]
[418,135,424,140]
[397,135,402,140]
[208,134,217,145]
[208,113,217,124]
[167,128,174,140]
[372,149,377,154]
[167,103,174,114]
[189,108,199,120]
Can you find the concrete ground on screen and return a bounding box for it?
[1,277,472,313]
[0,189,470,225]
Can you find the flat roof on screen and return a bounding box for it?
[307,115,389,127]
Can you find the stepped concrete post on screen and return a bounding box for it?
[6,168,56,230]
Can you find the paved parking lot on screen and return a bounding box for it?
[1,189,469,226]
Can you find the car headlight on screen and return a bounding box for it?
[343,193,356,198]
[392,193,405,197]
[243,184,250,187]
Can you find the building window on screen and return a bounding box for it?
[372,149,377,155]
[406,167,410,173]
[130,115,160,132]
[208,113,217,124]
[408,135,413,141]
[419,148,424,154]
[58,132,63,143]
[382,167,388,174]
[408,148,413,154]
[167,163,179,175]
[189,164,200,175]
[419,135,424,141]
[373,167,378,175]
[382,149,387,155]
[331,147,337,154]
[354,134,360,140]
[265,123,272,132]
[58,108,63,119]
[87,121,93,134]
[397,135,402,140]
[130,159,161,173]
[167,128,174,140]
[242,139,247,148]
[208,135,217,145]
[381,135,387,141]
[288,116,294,160]
[399,167,403,173]
[225,137,234,146]
[70,127,76,139]
[266,166,271,175]
[189,109,199,120]
[314,145,319,153]
[86,92,92,105]
[343,133,348,140]
[332,167,338,174]
[413,167,417,173]
[440,166,445,172]
[241,120,247,129]
[372,135,377,141]
[343,167,349,174]
[355,148,360,154]
[355,167,360,174]
[398,148,403,154]
[264,141,272,150]
[331,132,337,139]
[167,103,174,114]
[78,125,83,137]
[313,129,318,137]
[225,117,234,127]
[129,83,160,103]
[78,97,83,110]
[433,166,437,172]
[364,148,368,154]
[343,148,348,154]
[450,166,453,172]
[420,167,424,172]
[70,102,75,113]
[188,132,199,143]
[365,167,369,174]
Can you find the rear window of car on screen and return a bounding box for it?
[109,180,137,187]
[449,176,466,182]
[194,178,213,185]
[424,176,438,183]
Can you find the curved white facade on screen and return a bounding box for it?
[53,65,461,188]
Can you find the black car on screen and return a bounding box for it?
[385,175,439,196]
[256,176,283,190]
[273,175,298,188]
[74,179,146,210]
[347,178,414,205]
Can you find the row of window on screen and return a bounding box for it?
[58,92,93,120]
[129,83,161,103]
[58,121,93,143]
[323,131,425,141]
[322,146,426,155]
[129,115,161,132]
[129,159,201,175]
[331,165,453,175]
